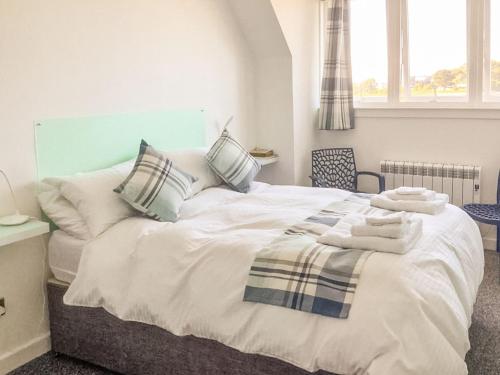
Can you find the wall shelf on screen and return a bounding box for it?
[255,155,279,166]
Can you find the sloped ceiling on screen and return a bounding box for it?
[227,0,291,58]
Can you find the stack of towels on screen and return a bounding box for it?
[317,211,422,254]
[370,187,449,215]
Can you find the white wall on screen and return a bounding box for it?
[230,0,321,187]
[271,0,320,186]
[255,57,295,184]
[229,0,296,185]
[0,0,256,372]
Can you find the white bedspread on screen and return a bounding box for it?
[64,183,484,375]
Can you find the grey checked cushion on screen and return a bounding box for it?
[114,140,197,222]
[206,129,260,193]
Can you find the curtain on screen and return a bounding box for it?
[319,0,354,130]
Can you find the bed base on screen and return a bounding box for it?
[47,279,335,375]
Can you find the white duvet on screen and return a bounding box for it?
[64,183,484,375]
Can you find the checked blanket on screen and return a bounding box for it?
[243,195,376,319]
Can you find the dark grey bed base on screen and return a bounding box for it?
[47,280,336,375]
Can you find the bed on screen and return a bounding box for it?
[39,110,485,375]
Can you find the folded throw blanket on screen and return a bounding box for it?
[385,189,437,202]
[244,199,374,319]
[370,193,449,215]
[351,221,410,239]
[317,214,423,254]
[396,186,427,195]
[365,211,408,226]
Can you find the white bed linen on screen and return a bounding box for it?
[49,230,88,283]
[64,183,484,375]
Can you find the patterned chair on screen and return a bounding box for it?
[310,148,385,193]
[463,171,500,253]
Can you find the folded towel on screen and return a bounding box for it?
[385,189,437,202]
[365,211,408,226]
[351,221,410,239]
[370,193,449,215]
[317,214,422,254]
[395,186,427,195]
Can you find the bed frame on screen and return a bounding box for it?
[47,279,333,375]
[39,110,335,375]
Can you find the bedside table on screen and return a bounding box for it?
[0,220,50,247]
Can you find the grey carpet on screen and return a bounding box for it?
[465,251,500,375]
[10,252,500,375]
[8,351,115,374]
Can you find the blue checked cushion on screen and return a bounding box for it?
[114,140,197,222]
[206,129,261,193]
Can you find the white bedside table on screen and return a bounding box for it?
[0,220,50,247]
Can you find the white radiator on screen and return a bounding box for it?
[380,160,481,206]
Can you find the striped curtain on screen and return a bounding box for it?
[319,0,354,130]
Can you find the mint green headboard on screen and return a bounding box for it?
[35,110,206,180]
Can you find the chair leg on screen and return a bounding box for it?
[497,226,500,284]
[497,225,500,253]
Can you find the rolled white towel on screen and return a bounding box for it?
[351,221,410,239]
[395,186,427,195]
[385,189,437,202]
[365,211,408,226]
[370,193,449,215]
[317,214,422,254]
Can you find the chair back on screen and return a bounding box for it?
[311,148,357,191]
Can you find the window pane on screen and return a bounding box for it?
[351,0,387,101]
[403,0,467,101]
[487,0,500,98]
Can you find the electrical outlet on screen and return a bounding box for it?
[0,297,5,317]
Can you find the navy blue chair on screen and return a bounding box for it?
[463,171,500,253]
[309,148,385,193]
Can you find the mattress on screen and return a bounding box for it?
[48,230,87,283]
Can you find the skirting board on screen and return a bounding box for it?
[483,236,496,251]
[481,224,497,251]
[0,332,50,375]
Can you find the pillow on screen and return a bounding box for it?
[38,181,91,240]
[162,147,221,196]
[206,129,261,193]
[51,160,136,238]
[114,140,197,222]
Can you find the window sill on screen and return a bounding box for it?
[353,106,500,120]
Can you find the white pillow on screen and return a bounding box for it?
[49,160,136,237]
[162,148,222,196]
[38,181,91,240]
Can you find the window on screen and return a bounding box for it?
[319,0,500,107]
[484,0,500,101]
[402,0,467,101]
[351,0,388,101]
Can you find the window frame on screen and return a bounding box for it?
[483,0,500,102]
[319,0,500,108]
[350,0,390,103]
[400,0,469,103]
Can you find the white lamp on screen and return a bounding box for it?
[0,169,29,226]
